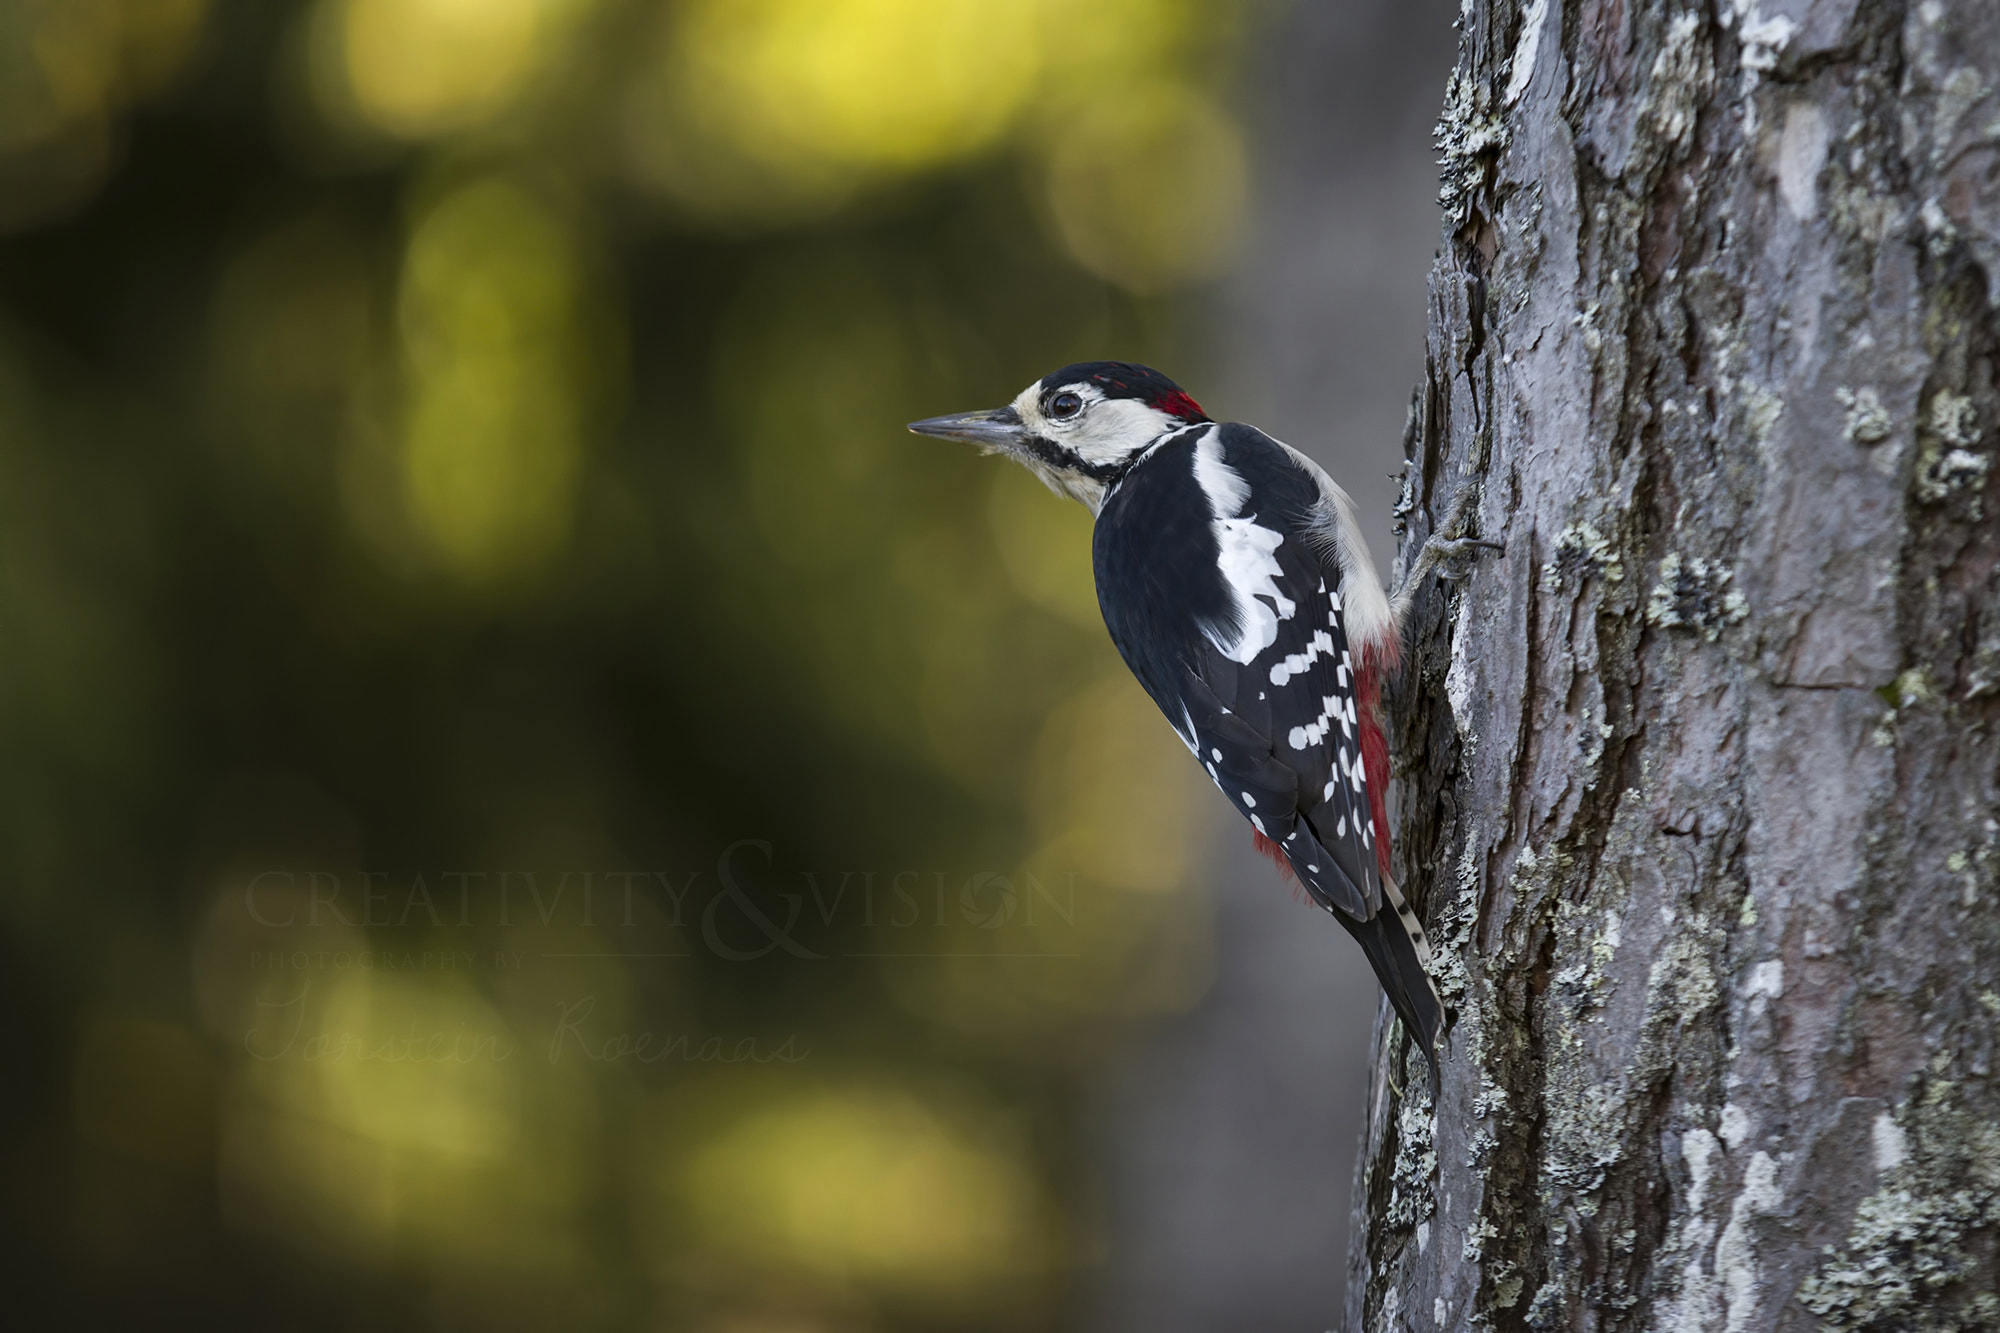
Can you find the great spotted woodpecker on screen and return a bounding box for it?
[911,362,1495,1090]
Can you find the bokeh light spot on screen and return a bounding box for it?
[219,970,571,1272]
[684,1087,1044,1293]
[390,175,598,582]
[679,0,1038,172]
[319,0,583,140]
[627,0,1042,220]
[1044,84,1247,293]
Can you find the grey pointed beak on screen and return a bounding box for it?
[907,405,1025,446]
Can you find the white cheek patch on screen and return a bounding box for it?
[1193,432,1295,665]
[1067,397,1178,466]
[1010,381,1062,430]
[1007,382,1186,516]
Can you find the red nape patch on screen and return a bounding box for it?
[1152,389,1207,422]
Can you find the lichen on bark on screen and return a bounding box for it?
[1348,1,2000,1329]
[1795,1079,2000,1332]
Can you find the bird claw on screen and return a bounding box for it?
[1424,534,1506,559]
[1386,485,1506,627]
[1423,534,1506,581]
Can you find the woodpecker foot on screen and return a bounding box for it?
[1426,534,1507,581]
[1387,486,1504,625]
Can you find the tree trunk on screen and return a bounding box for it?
[1350,1,2000,1329]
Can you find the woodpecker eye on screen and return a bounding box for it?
[1050,391,1084,420]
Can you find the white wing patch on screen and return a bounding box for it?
[1191,428,1248,511]
[1193,431,1295,665]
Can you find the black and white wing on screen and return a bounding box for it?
[1093,422,1443,1079]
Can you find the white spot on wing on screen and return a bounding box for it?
[1270,629,1337,686]
[1290,691,1349,751]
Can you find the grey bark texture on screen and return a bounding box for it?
[1349,1,2000,1329]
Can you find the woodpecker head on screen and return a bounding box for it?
[909,361,1209,511]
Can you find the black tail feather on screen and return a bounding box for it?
[1340,901,1443,1098]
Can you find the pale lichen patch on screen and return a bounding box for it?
[1545,519,1625,590]
[1429,836,1483,1010]
[1915,390,1991,510]
[1884,667,1936,710]
[1920,196,1961,258]
[1745,959,1784,1000]
[1638,12,1711,166]
[1435,65,1508,226]
[1744,385,1786,444]
[1719,1102,1753,1152]
[1646,915,1722,1016]
[1383,1094,1438,1234]
[1931,391,1981,448]
[1646,553,1749,640]
[1917,448,1990,506]
[1836,386,1894,444]
[1797,1089,2000,1331]
[1873,1113,1909,1173]
[1717,1150,1786,1332]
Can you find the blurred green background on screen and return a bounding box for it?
[0,0,1275,1327]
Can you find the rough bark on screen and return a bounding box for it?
[1350,1,2000,1329]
